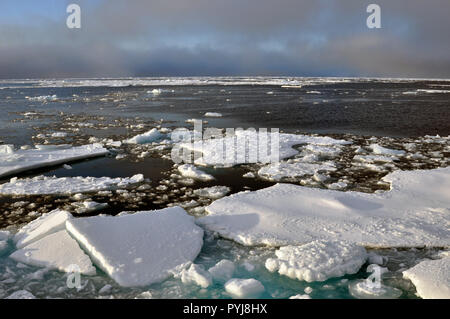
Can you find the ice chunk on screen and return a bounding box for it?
[258,161,336,181]
[66,207,204,287]
[0,143,108,179]
[193,186,230,199]
[208,259,235,283]
[0,174,144,195]
[204,112,222,117]
[5,290,36,299]
[369,144,405,156]
[72,201,109,214]
[179,264,212,288]
[178,164,214,181]
[224,278,265,298]
[403,257,450,299]
[14,209,72,249]
[123,128,164,144]
[348,279,402,299]
[10,230,96,275]
[198,167,450,248]
[265,240,367,282]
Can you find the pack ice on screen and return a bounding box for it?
[66,206,204,287]
[0,143,108,179]
[0,174,144,195]
[198,167,450,248]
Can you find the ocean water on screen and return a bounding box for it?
[0,77,449,299]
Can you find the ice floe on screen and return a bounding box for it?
[179,264,212,288]
[204,112,222,117]
[208,259,236,283]
[0,174,144,195]
[14,209,72,249]
[198,167,450,248]
[0,143,108,179]
[10,230,96,275]
[265,240,367,282]
[369,144,405,156]
[258,161,336,182]
[5,290,36,299]
[224,278,265,298]
[178,164,214,181]
[180,130,350,166]
[123,128,165,144]
[403,257,450,299]
[193,186,230,199]
[66,207,204,287]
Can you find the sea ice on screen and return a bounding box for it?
[178,164,215,181]
[0,230,10,241]
[224,278,265,298]
[403,257,450,299]
[14,209,72,249]
[198,167,450,248]
[208,259,236,283]
[193,186,230,199]
[0,240,8,254]
[123,128,165,144]
[265,240,367,282]
[289,294,312,299]
[0,174,144,195]
[66,207,204,287]
[10,230,96,275]
[0,143,108,179]
[258,161,336,181]
[204,112,222,117]
[179,264,213,288]
[179,130,350,166]
[369,144,405,156]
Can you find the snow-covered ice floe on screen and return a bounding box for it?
[224,278,265,298]
[193,186,230,199]
[66,206,204,287]
[0,174,144,195]
[178,164,214,181]
[0,143,108,179]
[180,130,350,166]
[10,230,96,275]
[123,128,165,144]
[204,112,222,117]
[403,257,450,299]
[198,167,450,248]
[258,161,336,182]
[265,240,367,282]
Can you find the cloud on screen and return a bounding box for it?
[0,0,449,78]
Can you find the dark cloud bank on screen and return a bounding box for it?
[0,0,449,79]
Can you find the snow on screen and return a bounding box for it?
[179,130,350,166]
[0,143,108,179]
[403,257,450,299]
[14,209,72,249]
[258,161,336,181]
[179,264,212,288]
[178,164,215,181]
[224,278,265,298]
[5,290,36,299]
[208,259,236,283]
[66,206,204,287]
[10,230,96,275]
[265,240,367,282]
[193,186,230,199]
[0,174,144,195]
[123,128,165,144]
[204,112,222,117]
[369,144,405,156]
[198,167,450,248]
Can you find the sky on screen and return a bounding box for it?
[0,0,449,79]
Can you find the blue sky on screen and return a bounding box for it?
[0,0,449,78]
